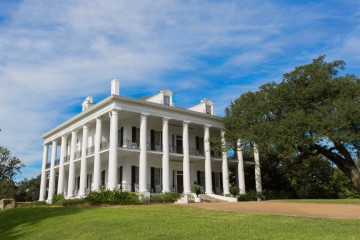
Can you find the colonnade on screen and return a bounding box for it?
[39,110,261,202]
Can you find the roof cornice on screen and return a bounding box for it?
[42,95,223,139]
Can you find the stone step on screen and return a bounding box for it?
[199,194,224,203]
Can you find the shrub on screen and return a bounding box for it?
[85,190,141,205]
[57,199,88,207]
[237,191,259,201]
[187,194,195,203]
[229,185,239,196]
[150,193,181,203]
[192,185,202,197]
[34,201,47,206]
[52,194,65,204]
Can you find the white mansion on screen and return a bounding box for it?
[39,80,262,203]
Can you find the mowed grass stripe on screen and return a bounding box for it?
[0,204,359,240]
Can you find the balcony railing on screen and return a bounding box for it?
[169,144,183,154]
[55,158,60,166]
[211,151,222,158]
[147,141,162,152]
[74,150,82,159]
[86,146,95,155]
[189,148,204,157]
[119,139,139,149]
[100,141,109,151]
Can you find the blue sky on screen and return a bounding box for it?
[0,0,359,181]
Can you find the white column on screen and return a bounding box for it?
[39,144,49,201]
[204,125,213,194]
[182,121,191,194]
[162,117,170,193]
[47,140,57,202]
[108,110,119,190]
[254,143,262,199]
[237,139,246,195]
[93,118,102,191]
[221,130,230,195]
[79,125,89,197]
[67,130,77,198]
[57,135,68,195]
[139,113,148,193]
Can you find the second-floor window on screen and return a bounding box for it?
[164,95,170,106]
[150,130,162,150]
[196,136,204,155]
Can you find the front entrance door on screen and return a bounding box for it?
[177,172,183,193]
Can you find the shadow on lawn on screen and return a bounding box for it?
[0,207,83,239]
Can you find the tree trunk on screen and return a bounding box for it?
[349,165,360,194]
[313,144,360,194]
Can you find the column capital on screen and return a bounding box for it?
[108,109,119,119]
[140,113,149,120]
[96,116,103,122]
[183,120,191,125]
[82,123,89,129]
[162,116,171,122]
[71,129,79,134]
[204,124,212,130]
[52,139,58,145]
[61,134,70,139]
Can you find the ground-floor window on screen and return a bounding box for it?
[213,172,223,194]
[131,166,139,192]
[75,176,80,190]
[118,166,123,185]
[87,173,92,189]
[151,167,162,192]
[101,170,105,187]
[197,171,205,191]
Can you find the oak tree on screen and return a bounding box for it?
[224,56,360,194]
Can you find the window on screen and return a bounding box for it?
[132,127,140,146]
[151,130,162,150]
[199,172,205,188]
[76,176,80,190]
[206,104,211,114]
[154,168,161,185]
[164,95,170,106]
[86,174,92,189]
[196,136,204,155]
[101,170,105,186]
[135,167,139,184]
[118,167,123,185]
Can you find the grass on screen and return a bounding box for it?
[271,199,360,204]
[0,204,359,240]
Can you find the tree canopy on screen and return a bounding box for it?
[0,146,25,199]
[224,56,360,193]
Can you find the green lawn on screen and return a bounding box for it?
[0,204,359,240]
[271,199,360,204]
